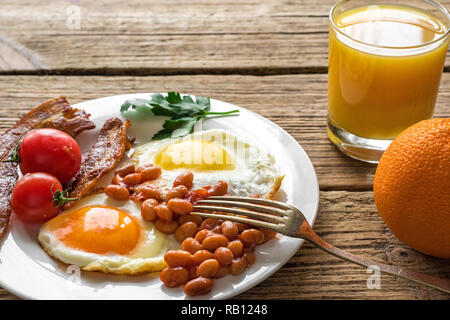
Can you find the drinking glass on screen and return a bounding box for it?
[328,0,450,162]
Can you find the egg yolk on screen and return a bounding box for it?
[155,140,235,171]
[46,206,140,255]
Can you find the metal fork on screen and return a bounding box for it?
[192,196,450,294]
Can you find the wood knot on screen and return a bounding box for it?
[385,246,422,265]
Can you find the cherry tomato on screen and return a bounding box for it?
[11,173,67,223]
[19,128,81,184]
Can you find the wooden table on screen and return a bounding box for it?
[0,0,449,300]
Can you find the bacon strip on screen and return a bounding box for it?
[0,96,95,239]
[0,162,17,240]
[65,118,131,208]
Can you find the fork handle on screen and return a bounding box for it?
[297,220,450,294]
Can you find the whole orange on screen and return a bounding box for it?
[373,118,450,259]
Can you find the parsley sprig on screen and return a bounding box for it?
[120,92,239,140]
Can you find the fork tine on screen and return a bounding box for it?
[193,205,284,224]
[196,199,287,216]
[206,196,290,209]
[191,211,283,231]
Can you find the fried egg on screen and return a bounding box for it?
[129,129,283,198]
[38,193,179,275]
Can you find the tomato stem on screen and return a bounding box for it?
[51,183,78,208]
[2,142,21,163]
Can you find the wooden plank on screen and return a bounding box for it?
[237,191,450,300]
[0,0,332,34]
[1,191,448,300]
[0,73,449,299]
[0,288,18,300]
[0,73,449,190]
[1,0,450,72]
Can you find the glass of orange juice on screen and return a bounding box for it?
[328,0,450,162]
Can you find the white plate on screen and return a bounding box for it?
[0,94,319,300]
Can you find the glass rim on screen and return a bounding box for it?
[329,0,450,50]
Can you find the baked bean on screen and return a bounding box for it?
[185,188,209,203]
[192,250,214,265]
[196,259,219,278]
[214,264,230,278]
[165,185,189,201]
[211,225,222,234]
[138,164,162,181]
[178,214,203,226]
[240,229,264,247]
[137,184,163,201]
[185,263,198,280]
[104,184,130,201]
[115,163,135,177]
[195,229,212,243]
[122,173,143,185]
[243,252,255,266]
[155,204,173,222]
[164,250,192,267]
[230,257,247,276]
[155,219,178,234]
[160,266,189,288]
[207,181,228,196]
[227,240,244,258]
[260,228,277,243]
[141,198,159,222]
[221,221,239,240]
[214,247,233,265]
[173,171,194,189]
[167,198,193,215]
[244,246,255,253]
[202,234,229,251]
[200,218,223,231]
[174,222,198,243]
[236,222,250,233]
[181,237,203,254]
[112,173,124,185]
[184,277,213,296]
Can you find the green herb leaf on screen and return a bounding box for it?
[195,95,210,108]
[120,92,239,140]
[152,117,198,140]
[166,92,182,104]
[120,100,133,112]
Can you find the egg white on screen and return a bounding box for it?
[38,193,180,275]
[129,129,282,198]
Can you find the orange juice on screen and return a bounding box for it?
[328,4,449,140]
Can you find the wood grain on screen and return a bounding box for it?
[238,191,450,300]
[0,0,449,300]
[0,73,449,191]
[0,74,449,299]
[0,288,18,300]
[1,0,450,73]
[1,191,448,300]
